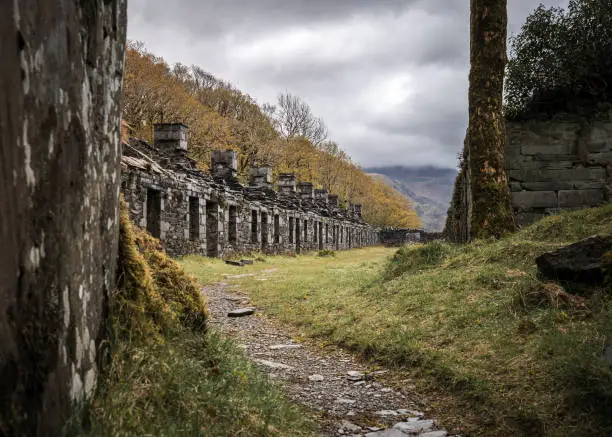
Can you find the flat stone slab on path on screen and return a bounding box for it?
[227,307,256,317]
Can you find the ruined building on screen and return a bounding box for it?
[121,123,379,257]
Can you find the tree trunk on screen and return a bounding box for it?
[468,0,516,239]
[0,2,126,435]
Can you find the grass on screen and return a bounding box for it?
[66,201,314,437]
[65,329,314,437]
[182,205,612,437]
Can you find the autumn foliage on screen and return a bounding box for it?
[122,43,420,228]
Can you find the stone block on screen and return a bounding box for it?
[573,180,605,190]
[512,191,557,209]
[587,152,612,166]
[154,123,188,151]
[521,144,571,155]
[521,181,574,191]
[211,150,238,180]
[509,168,606,183]
[558,190,603,208]
[298,182,314,199]
[509,181,523,191]
[277,173,296,193]
[587,126,611,152]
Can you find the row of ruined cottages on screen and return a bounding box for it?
[121,123,381,258]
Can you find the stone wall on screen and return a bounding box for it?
[121,125,379,258]
[506,113,612,226]
[0,1,126,436]
[379,229,422,246]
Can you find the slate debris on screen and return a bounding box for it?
[225,260,244,266]
[241,259,254,265]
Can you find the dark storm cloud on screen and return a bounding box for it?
[128,0,568,168]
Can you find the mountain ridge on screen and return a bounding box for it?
[365,166,457,232]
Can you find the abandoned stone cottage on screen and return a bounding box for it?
[121,123,380,258]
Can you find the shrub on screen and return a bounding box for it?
[317,249,336,257]
[506,0,612,118]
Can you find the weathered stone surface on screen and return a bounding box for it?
[393,419,435,433]
[536,235,612,284]
[241,259,254,265]
[521,144,572,155]
[0,2,126,436]
[228,307,256,317]
[512,191,557,209]
[269,344,302,350]
[506,116,612,227]
[421,431,449,437]
[335,398,357,405]
[347,370,364,381]
[339,420,362,433]
[558,190,604,208]
[365,429,407,437]
[308,374,325,382]
[365,430,408,437]
[252,359,294,371]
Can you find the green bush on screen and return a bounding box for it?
[506,0,612,118]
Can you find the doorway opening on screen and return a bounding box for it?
[206,201,219,257]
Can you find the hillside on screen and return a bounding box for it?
[123,43,419,229]
[365,166,457,231]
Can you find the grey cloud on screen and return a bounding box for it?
[128,0,569,168]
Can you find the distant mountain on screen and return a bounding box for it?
[366,166,457,232]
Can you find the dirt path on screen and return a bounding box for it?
[204,279,455,437]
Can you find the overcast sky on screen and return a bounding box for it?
[127,0,567,169]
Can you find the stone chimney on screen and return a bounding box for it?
[277,173,296,194]
[353,204,363,218]
[314,189,328,203]
[328,194,339,207]
[154,123,188,153]
[211,150,238,181]
[250,166,272,189]
[298,182,314,200]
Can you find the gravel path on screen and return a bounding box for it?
[204,279,457,437]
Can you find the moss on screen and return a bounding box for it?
[132,225,208,331]
[115,198,207,342]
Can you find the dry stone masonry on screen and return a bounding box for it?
[121,123,379,257]
[506,113,612,226]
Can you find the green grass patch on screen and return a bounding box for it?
[65,329,314,437]
[182,205,612,437]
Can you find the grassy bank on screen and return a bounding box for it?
[182,205,612,436]
[66,203,314,437]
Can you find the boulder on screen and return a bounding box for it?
[536,235,612,284]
